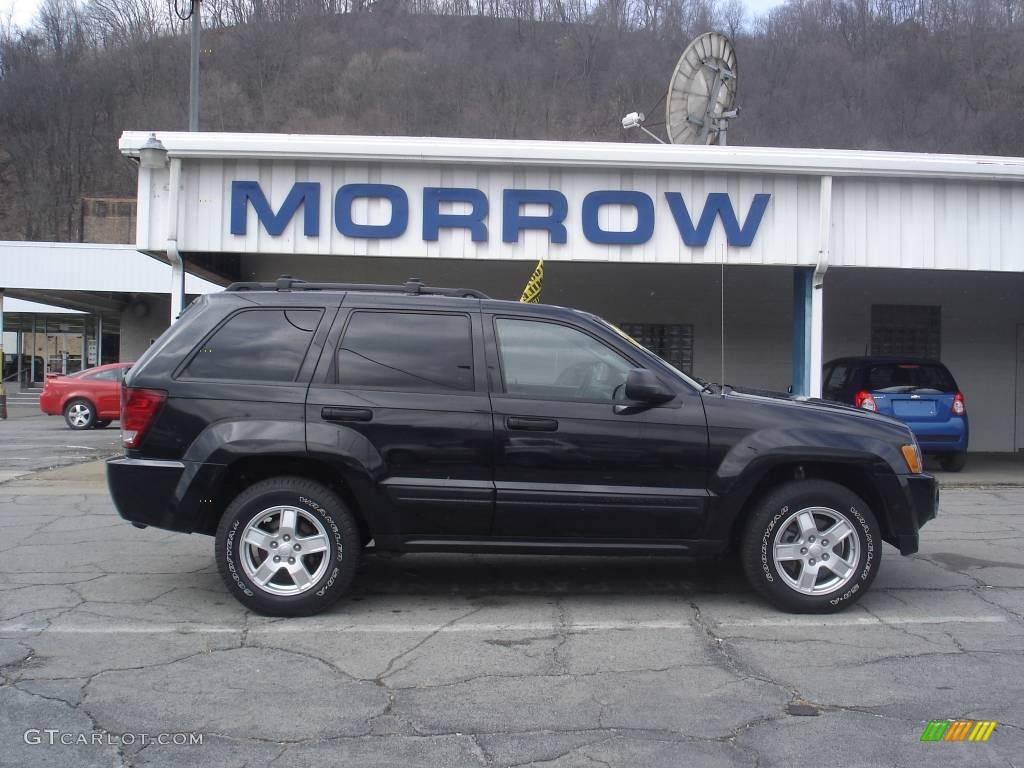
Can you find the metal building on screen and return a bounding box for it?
[119,132,1024,452]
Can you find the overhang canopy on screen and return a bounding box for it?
[121,132,1024,273]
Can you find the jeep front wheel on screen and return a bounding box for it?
[740,479,881,613]
[215,476,360,617]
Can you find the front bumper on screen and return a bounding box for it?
[889,473,939,555]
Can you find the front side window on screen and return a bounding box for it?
[337,311,474,392]
[182,309,322,382]
[495,318,633,401]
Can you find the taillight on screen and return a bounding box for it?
[951,391,966,416]
[121,387,166,449]
[854,391,878,412]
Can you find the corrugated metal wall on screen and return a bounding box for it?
[138,157,1024,273]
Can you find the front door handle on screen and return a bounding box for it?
[507,416,558,431]
[322,406,373,423]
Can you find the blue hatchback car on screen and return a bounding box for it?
[822,357,968,471]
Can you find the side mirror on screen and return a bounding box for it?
[624,368,675,405]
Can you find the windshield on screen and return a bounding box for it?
[588,314,703,391]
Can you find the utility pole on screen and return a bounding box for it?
[189,0,201,131]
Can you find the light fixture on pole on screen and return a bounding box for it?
[139,133,168,169]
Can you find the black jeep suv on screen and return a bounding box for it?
[107,278,938,616]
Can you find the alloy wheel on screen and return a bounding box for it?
[67,403,92,428]
[239,505,332,596]
[772,506,860,596]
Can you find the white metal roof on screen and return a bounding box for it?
[120,131,1024,182]
[2,297,84,314]
[0,241,222,293]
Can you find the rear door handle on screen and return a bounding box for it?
[321,406,373,423]
[506,416,558,431]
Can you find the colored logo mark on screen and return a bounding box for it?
[920,720,997,742]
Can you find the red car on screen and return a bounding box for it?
[39,362,133,430]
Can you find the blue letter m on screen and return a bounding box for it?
[230,181,320,237]
[664,192,770,247]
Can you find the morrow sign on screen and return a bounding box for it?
[230,181,772,247]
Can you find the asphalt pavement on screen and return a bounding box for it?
[0,452,1022,767]
[0,411,123,482]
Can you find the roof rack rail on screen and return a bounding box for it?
[225,275,490,299]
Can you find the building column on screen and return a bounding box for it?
[30,314,36,383]
[810,176,832,399]
[0,289,6,419]
[792,176,832,399]
[792,267,813,396]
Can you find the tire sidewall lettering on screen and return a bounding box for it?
[225,520,254,597]
[299,495,344,597]
[760,505,789,583]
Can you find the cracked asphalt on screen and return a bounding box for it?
[1,458,1023,767]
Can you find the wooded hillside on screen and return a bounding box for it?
[1,0,1022,241]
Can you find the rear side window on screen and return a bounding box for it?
[867,363,957,393]
[182,309,322,382]
[88,368,122,382]
[824,364,851,395]
[337,311,473,392]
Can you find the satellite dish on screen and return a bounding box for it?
[666,32,738,145]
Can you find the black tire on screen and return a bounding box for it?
[63,399,96,430]
[740,479,881,613]
[94,420,112,429]
[215,476,361,617]
[939,452,967,472]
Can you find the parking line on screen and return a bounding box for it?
[0,615,1007,635]
[714,615,1008,627]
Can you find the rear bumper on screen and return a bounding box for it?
[908,417,968,453]
[107,455,227,534]
[107,457,190,532]
[38,392,61,415]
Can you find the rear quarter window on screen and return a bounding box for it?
[181,308,323,382]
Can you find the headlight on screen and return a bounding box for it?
[901,442,923,474]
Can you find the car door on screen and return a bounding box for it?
[486,313,709,542]
[306,298,494,542]
[89,367,123,417]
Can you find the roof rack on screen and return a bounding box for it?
[225,276,490,299]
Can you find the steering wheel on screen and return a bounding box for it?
[555,361,596,387]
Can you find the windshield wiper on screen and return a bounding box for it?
[700,381,732,395]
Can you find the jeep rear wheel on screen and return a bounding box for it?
[215,476,360,617]
[740,479,881,613]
